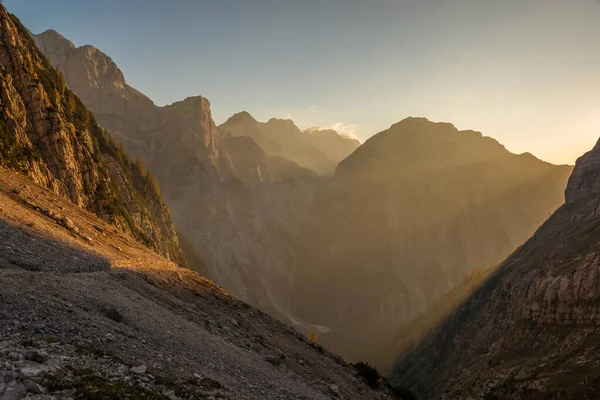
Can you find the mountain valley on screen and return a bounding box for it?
[32,27,576,371]
[1,2,599,398]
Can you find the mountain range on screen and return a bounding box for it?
[0,8,403,399]
[33,29,317,317]
[32,27,574,369]
[2,4,599,398]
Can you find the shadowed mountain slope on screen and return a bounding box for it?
[292,117,573,366]
[391,137,600,399]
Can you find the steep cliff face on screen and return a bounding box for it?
[391,137,600,399]
[565,138,600,203]
[147,96,227,209]
[33,29,160,161]
[292,117,573,365]
[220,113,340,175]
[0,9,183,263]
[197,135,320,317]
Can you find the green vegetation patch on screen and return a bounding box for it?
[47,368,170,400]
[0,117,40,172]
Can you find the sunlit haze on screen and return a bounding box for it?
[5,1,600,395]
[6,0,600,164]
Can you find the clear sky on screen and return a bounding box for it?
[5,0,600,164]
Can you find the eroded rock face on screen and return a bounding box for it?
[566,138,600,203]
[0,9,183,263]
[33,29,161,157]
[391,138,600,399]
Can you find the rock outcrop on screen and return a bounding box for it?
[390,135,600,399]
[565,137,600,203]
[0,8,183,264]
[33,29,161,161]
[291,117,573,366]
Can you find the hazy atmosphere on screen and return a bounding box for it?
[2,1,600,398]
[6,0,600,164]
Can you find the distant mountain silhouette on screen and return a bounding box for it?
[220,113,359,174]
[302,127,361,162]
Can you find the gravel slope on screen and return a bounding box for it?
[0,167,401,399]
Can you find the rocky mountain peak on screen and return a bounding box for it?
[221,111,260,130]
[163,96,218,151]
[221,111,260,129]
[229,111,256,122]
[266,117,299,130]
[303,128,351,143]
[219,112,283,161]
[565,138,600,203]
[388,117,464,136]
[34,30,126,86]
[169,95,212,110]
[338,117,507,176]
[34,29,75,54]
[33,28,155,125]
[164,96,215,132]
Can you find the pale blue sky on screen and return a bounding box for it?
[6,0,600,164]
